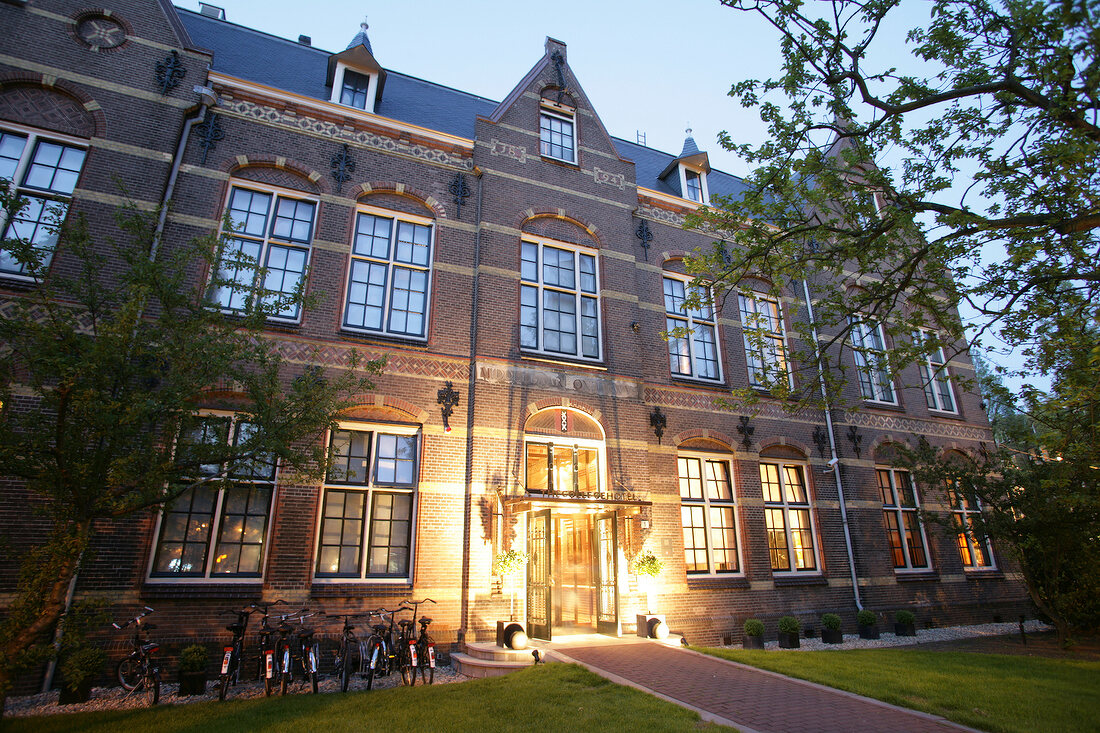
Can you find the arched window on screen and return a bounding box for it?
[523,408,605,495]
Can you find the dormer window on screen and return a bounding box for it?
[660,129,711,204]
[540,107,575,163]
[684,168,704,203]
[340,69,372,109]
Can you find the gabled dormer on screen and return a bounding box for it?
[660,129,711,204]
[327,18,386,113]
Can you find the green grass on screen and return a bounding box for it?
[695,647,1100,733]
[5,664,730,733]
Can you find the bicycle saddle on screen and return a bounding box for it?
[299,627,315,637]
[419,617,433,625]
[372,624,386,633]
[143,623,158,630]
[226,623,246,633]
[398,619,414,628]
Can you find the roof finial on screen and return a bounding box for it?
[346,14,374,53]
[685,124,693,138]
[361,15,369,31]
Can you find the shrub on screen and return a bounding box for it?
[778,615,800,634]
[821,613,842,631]
[179,644,209,675]
[493,549,529,576]
[857,609,877,627]
[895,610,916,626]
[743,618,764,637]
[631,550,664,577]
[60,646,107,692]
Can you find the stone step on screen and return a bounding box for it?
[462,640,545,662]
[451,651,547,678]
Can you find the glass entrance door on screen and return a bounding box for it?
[526,509,552,640]
[594,511,619,635]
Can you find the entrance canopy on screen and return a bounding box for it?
[505,491,650,515]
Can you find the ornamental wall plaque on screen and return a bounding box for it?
[75,15,126,50]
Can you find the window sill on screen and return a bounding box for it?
[141,582,263,599]
[861,400,905,412]
[311,582,413,597]
[670,375,726,390]
[772,574,827,588]
[963,568,1003,579]
[895,570,939,582]
[540,154,578,168]
[339,328,431,350]
[519,353,606,371]
[686,575,749,590]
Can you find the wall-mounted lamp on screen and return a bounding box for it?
[437,381,460,433]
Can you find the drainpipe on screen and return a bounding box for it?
[150,83,219,263]
[459,166,485,644]
[800,277,864,611]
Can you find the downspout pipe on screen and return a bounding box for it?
[459,167,484,644]
[800,277,864,611]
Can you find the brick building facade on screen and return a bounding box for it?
[0,0,1027,678]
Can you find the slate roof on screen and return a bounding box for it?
[177,7,752,202]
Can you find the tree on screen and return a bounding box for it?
[684,0,1098,406]
[900,314,1100,645]
[0,188,383,706]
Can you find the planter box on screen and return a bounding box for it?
[858,624,880,640]
[742,635,765,650]
[777,631,800,649]
[58,681,93,705]
[894,623,916,637]
[821,628,843,644]
[178,672,207,696]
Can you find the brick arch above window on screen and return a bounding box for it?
[524,398,602,428]
[519,211,601,249]
[340,395,429,425]
[872,439,908,464]
[228,160,322,195]
[0,80,100,138]
[676,433,734,453]
[352,182,446,219]
[758,441,808,461]
[539,86,577,109]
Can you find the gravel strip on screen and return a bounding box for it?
[3,663,470,719]
[743,619,1051,652]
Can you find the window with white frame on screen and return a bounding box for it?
[760,462,819,572]
[316,426,420,579]
[343,206,434,340]
[209,184,317,321]
[520,237,601,361]
[525,440,602,494]
[913,331,957,413]
[340,69,372,109]
[664,276,721,381]
[678,454,740,574]
[150,417,276,579]
[877,467,931,570]
[540,109,575,163]
[682,167,708,203]
[849,317,896,403]
[0,127,87,278]
[948,480,994,569]
[739,293,790,388]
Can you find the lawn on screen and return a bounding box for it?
[695,646,1100,733]
[3,664,730,733]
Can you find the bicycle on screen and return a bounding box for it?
[217,599,287,701]
[253,600,286,697]
[275,610,322,695]
[394,605,421,686]
[112,606,160,705]
[330,613,364,693]
[404,598,438,685]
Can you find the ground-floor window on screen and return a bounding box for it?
[877,467,931,571]
[760,462,819,572]
[678,454,739,574]
[315,426,419,579]
[948,481,994,569]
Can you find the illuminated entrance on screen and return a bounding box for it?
[516,408,647,640]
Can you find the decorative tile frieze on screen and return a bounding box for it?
[841,411,993,442]
[218,98,473,171]
[636,203,685,227]
[489,138,528,164]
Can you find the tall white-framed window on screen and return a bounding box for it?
[948,480,995,569]
[680,166,709,204]
[664,276,721,381]
[738,292,790,388]
[342,205,434,340]
[760,462,819,573]
[315,424,420,580]
[149,415,276,580]
[520,237,601,361]
[209,182,317,322]
[913,331,957,413]
[540,108,575,163]
[877,467,931,571]
[678,454,740,575]
[849,317,897,404]
[0,126,88,278]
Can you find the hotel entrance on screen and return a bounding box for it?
[526,508,618,640]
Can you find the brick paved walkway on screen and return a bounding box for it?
[555,642,975,733]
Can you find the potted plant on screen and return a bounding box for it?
[742,618,765,650]
[178,643,209,696]
[857,609,879,639]
[894,610,917,637]
[821,613,843,644]
[632,549,664,614]
[58,646,106,704]
[777,615,800,649]
[493,549,529,649]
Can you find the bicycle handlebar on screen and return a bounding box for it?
[112,606,155,630]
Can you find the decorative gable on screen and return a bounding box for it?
[327,19,386,113]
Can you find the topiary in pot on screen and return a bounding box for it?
[178,644,209,696]
[58,646,106,705]
[857,609,879,639]
[821,613,843,644]
[742,618,765,649]
[777,615,800,649]
[894,610,917,637]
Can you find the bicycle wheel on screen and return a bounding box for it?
[219,673,229,701]
[280,647,291,696]
[339,645,351,692]
[262,649,274,697]
[364,638,380,690]
[149,668,160,706]
[308,645,319,694]
[418,639,434,685]
[399,643,415,687]
[116,657,140,690]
